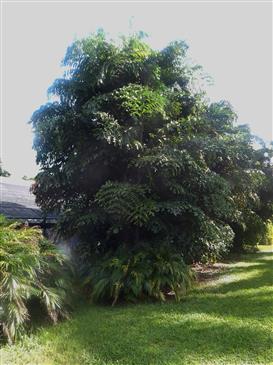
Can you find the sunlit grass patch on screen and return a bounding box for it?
[258,244,273,252]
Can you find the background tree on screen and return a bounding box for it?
[31,32,273,271]
[0,160,11,177]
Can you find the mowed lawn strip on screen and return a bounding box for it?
[1,252,272,365]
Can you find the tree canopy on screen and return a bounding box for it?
[31,32,273,263]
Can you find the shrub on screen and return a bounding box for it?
[0,215,71,343]
[85,243,195,305]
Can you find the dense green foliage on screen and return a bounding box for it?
[85,244,194,305]
[0,216,71,343]
[2,252,272,365]
[31,32,273,267]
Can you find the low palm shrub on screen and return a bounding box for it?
[85,243,195,305]
[0,215,71,343]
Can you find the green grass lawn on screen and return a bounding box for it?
[1,252,272,365]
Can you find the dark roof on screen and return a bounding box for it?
[0,182,56,223]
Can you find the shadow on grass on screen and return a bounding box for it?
[203,253,273,294]
[46,310,271,365]
[30,253,273,365]
[1,253,272,365]
[41,302,272,364]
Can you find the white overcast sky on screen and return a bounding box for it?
[2,1,272,182]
